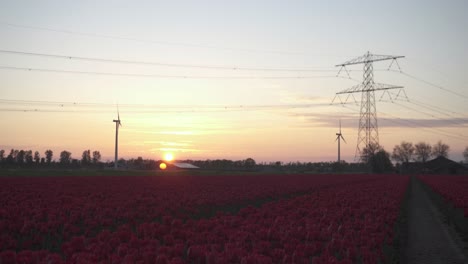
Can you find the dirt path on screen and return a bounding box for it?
[404,177,467,263]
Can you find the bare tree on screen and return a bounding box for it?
[34,151,40,164]
[414,142,432,163]
[45,150,53,164]
[60,151,72,164]
[92,151,101,164]
[244,158,256,169]
[362,143,393,173]
[82,150,91,165]
[16,150,25,164]
[391,141,414,164]
[6,149,16,164]
[0,149,4,162]
[25,150,33,164]
[432,140,450,158]
[361,143,381,163]
[463,147,468,163]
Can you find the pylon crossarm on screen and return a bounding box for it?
[393,89,409,102]
[378,90,394,102]
[336,53,404,67]
[335,84,361,94]
[387,58,402,72]
[331,94,339,104]
[336,65,351,79]
[336,83,403,94]
[344,93,359,105]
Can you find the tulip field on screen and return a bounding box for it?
[0,174,409,263]
[418,175,468,218]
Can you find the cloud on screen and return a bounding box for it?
[149,147,202,153]
[278,90,330,104]
[288,112,357,128]
[142,141,193,147]
[378,117,468,128]
[290,112,468,129]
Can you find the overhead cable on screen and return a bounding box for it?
[0,65,341,79]
[0,49,336,72]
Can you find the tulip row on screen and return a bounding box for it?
[1,174,408,263]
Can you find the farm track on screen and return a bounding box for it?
[404,177,467,264]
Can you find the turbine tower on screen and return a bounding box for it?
[335,120,346,163]
[113,110,122,169]
[334,51,405,161]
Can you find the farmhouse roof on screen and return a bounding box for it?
[425,156,467,174]
[172,163,200,169]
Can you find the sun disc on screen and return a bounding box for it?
[159,163,167,170]
[164,153,174,162]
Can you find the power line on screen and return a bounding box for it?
[402,100,468,126]
[385,89,468,126]
[395,70,468,100]
[0,65,341,79]
[0,49,337,72]
[393,93,462,116]
[379,110,468,141]
[0,108,245,114]
[392,101,468,131]
[0,98,331,111]
[1,21,307,56]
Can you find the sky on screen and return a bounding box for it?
[1,0,467,163]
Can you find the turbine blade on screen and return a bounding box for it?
[117,104,122,126]
[341,135,347,143]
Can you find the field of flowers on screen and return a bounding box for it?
[0,174,408,263]
[418,175,468,218]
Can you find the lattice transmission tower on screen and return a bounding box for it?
[333,51,405,160]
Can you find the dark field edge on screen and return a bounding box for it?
[0,168,312,177]
[417,177,468,259]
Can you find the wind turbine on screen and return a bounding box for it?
[113,108,122,169]
[336,120,346,163]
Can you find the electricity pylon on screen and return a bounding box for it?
[333,51,405,161]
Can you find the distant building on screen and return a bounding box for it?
[401,156,467,175]
[170,162,200,170]
[424,156,467,175]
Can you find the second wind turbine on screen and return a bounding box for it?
[336,120,346,163]
[113,108,122,170]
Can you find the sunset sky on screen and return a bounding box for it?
[1,0,467,162]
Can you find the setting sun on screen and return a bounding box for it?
[159,163,167,170]
[164,153,174,162]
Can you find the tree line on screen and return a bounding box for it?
[0,149,102,167]
[1,142,467,172]
[390,140,462,164]
[355,140,468,174]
